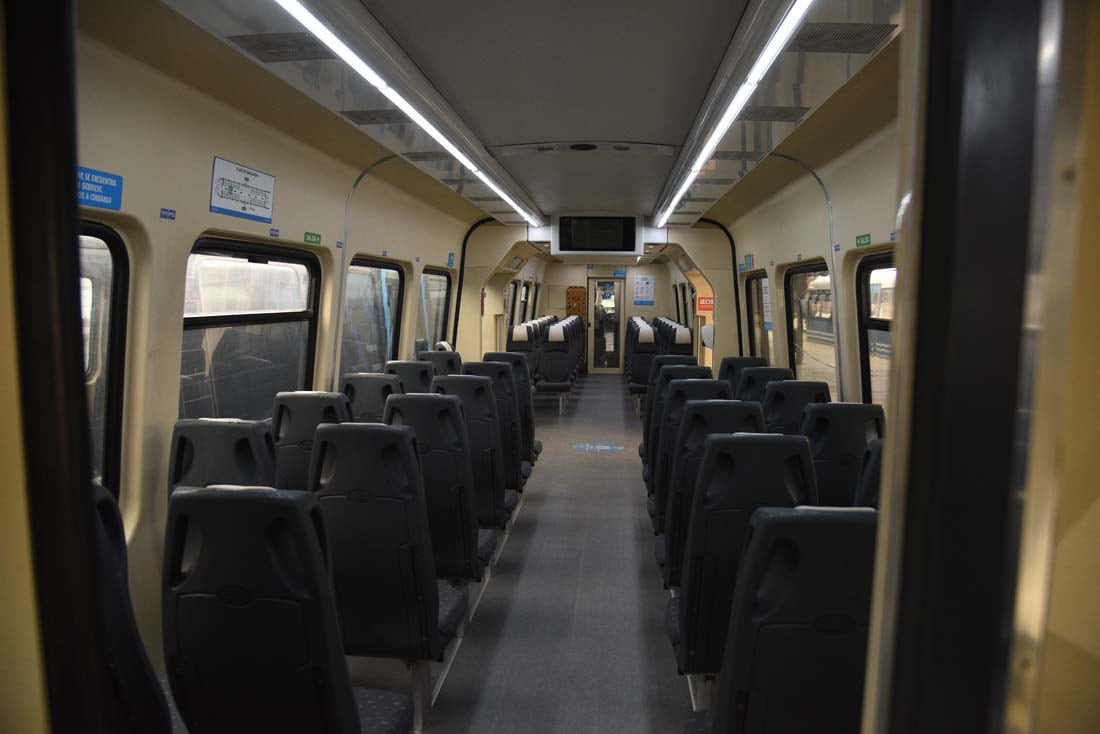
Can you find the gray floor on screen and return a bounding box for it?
[431,375,690,733]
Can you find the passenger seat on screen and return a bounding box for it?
[716,356,767,395]
[418,350,463,377]
[307,423,468,661]
[669,434,817,676]
[734,366,794,403]
[689,507,877,734]
[644,365,711,489]
[761,380,832,435]
[801,403,886,506]
[855,438,884,508]
[162,486,414,733]
[483,351,541,464]
[464,361,528,490]
[383,393,494,579]
[638,355,697,463]
[167,418,276,495]
[271,391,353,490]
[385,360,436,393]
[343,373,404,422]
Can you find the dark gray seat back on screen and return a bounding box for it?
[93,483,171,734]
[801,403,886,506]
[168,418,276,496]
[651,379,733,533]
[307,423,443,660]
[162,486,360,733]
[342,373,404,422]
[383,394,483,581]
[717,356,768,393]
[629,324,658,390]
[675,433,817,675]
[646,365,711,472]
[271,392,353,490]
[432,375,507,528]
[668,326,693,356]
[662,400,766,588]
[464,361,523,491]
[418,350,463,377]
[538,322,572,385]
[641,355,697,452]
[855,438,884,508]
[735,367,795,403]
[762,380,832,435]
[483,351,535,464]
[385,360,435,393]
[711,507,878,734]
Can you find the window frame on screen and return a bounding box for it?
[346,255,405,365]
[420,266,452,349]
[183,238,322,389]
[673,284,682,322]
[856,251,895,403]
[519,279,532,321]
[81,220,129,497]
[744,270,767,358]
[507,279,520,328]
[679,283,690,326]
[783,259,832,379]
[531,282,540,318]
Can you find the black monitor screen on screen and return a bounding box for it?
[558,216,636,252]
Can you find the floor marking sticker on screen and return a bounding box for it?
[572,442,625,454]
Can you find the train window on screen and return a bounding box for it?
[531,282,540,317]
[180,241,319,421]
[784,262,838,396]
[857,253,896,408]
[680,284,690,326]
[506,280,519,328]
[341,259,404,375]
[673,285,682,322]
[686,283,696,325]
[519,281,531,321]
[416,268,451,353]
[745,272,774,362]
[79,223,128,494]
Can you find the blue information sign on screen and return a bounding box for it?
[77,166,123,210]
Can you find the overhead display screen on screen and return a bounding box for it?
[558,216,636,252]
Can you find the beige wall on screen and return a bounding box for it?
[723,123,900,400]
[76,35,476,662]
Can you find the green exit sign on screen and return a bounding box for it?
[856,233,872,247]
[304,232,322,245]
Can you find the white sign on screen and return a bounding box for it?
[210,157,275,224]
[633,274,654,306]
[761,277,773,328]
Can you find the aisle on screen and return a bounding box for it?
[430,375,690,733]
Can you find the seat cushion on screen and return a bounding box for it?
[654,533,667,568]
[683,711,713,734]
[477,528,497,565]
[628,383,647,394]
[666,596,682,648]
[638,442,645,458]
[521,460,533,480]
[437,581,468,640]
[503,489,519,516]
[532,439,543,457]
[353,687,415,734]
[647,494,658,519]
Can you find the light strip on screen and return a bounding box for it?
[272,0,540,226]
[655,0,815,228]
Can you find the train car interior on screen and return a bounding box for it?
[2,0,1098,732]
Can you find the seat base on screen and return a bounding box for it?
[437,581,469,642]
[654,533,667,568]
[666,596,682,648]
[477,528,497,566]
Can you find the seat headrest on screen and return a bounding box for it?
[434,341,454,352]
[638,326,655,344]
[511,326,529,342]
[548,324,565,342]
[674,327,692,345]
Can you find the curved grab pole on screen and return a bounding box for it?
[769,152,845,400]
[698,217,744,357]
[329,154,398,390]
[450,217,495,347]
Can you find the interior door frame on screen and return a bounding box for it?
[586,276,625,374]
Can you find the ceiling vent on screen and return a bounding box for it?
[569,143,599,151]
[228,33,335,63]
[341,109,409,126]
[695,177,737,186]
[712,150,763,162]
[788,23,897,54]
[403,151,453,162]
[738,105,810,123]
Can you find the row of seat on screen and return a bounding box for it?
[521,315,585,414]
[634,355,885,731]
[624,317,693,413]
[506,314,557,384]
[160,349,543,731]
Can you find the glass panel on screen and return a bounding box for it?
[787,268,838,396]
[867,326,892,413]
[867,266,897,320]
[341,263,402,376]
[79,235,115,481]
[519,282,530,321]
[416,271,449,353]
[178,322,308,420]
[505,282,517,327]
[748,276,775,362]
[593,280,621,368]
[184,252,309,316]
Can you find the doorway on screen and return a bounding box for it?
[587,278,623,373]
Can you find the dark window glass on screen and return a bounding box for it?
[180,242,319,420]
[746,272,775,362]
[785,263,837,396]
[857,253,896,409]
[341,260,403,374]
[416,269,450,353]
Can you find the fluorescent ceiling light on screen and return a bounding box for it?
[655,0,814,228]
[271,0,540,226]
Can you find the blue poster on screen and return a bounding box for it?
[77,166,123,210]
